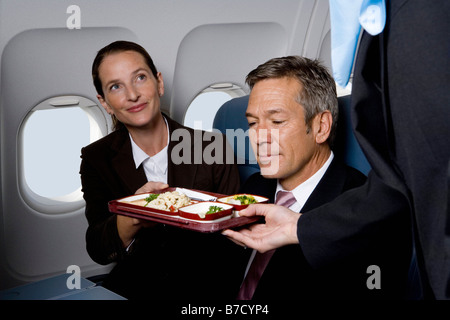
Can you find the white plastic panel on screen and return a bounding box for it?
[20,95,105,212]
[0,27,137,288]
[170,22,289,123]
[0,0,332,290]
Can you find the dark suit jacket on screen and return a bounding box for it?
[242,158,412,299]
[299,0,449,299]
[80,115,246,299]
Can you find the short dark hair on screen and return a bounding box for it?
[246,56,338,144]
[92,40,158,98]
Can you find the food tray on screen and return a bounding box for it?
[108,188,262,233]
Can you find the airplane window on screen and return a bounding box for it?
[19,96,107,209]
[183,83,246,131]
[22,107,90,198]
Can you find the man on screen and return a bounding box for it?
[230,56,411,299]
[224,0,450,299]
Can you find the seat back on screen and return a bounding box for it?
[212,96,260,183]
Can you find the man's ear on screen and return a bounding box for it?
[314,111,332,144]
[97,94,113,115]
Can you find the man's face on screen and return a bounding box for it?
[246,77,323,189]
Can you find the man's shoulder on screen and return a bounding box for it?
[341,163,368,190]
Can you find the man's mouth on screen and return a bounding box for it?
[258,153,279,165]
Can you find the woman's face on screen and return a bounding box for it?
[97,50,164,130]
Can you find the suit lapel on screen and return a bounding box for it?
[166,116,198,188]
[301,159,346,213]
[111,129,147,195]
[255,161,345,299]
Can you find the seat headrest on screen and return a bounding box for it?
[213,95,250,133]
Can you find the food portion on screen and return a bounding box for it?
[178,201,233,220]
[206,205,224,214]
[217,194,269,210]
[227,194,257,205]
[127,191,191,212]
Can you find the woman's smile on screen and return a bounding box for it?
[127,102,148,113]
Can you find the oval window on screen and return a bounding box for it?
[184,83,246,131]
[19,96,107,211]
[23,107,90,198]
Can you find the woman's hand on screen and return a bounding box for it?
[116,215,146,248]
[134,181,169,194]
[117,181,169,247]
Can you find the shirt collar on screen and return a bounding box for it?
[276,151,334,210]
[129,117,169,169]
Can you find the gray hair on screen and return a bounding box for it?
[246,56,338,144]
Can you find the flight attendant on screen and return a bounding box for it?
[81,41,246,299]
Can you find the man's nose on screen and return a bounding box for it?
[256,127,272,145]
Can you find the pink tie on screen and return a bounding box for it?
[236,190,296,300]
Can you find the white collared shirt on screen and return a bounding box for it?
[275,151,334,212]
[242,151,334,279]
[129,118,170,183]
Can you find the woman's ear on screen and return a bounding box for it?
[97,94,113,115]
[314,111,332,144]
[156,72,165,97]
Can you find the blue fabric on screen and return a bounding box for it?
[329,0,386,87]
[212,96,260,183]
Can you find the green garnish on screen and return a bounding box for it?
[233,194,257,205]
[206,205,224,214]
[144,194,159,207]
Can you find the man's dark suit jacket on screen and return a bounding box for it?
[241,158,412,299]
[299,0,449,299]
[80,115,247,299]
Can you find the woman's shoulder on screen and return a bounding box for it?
[81,127,128,156]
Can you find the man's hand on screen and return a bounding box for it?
[222,204,301,253]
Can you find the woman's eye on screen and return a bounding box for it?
[109,84,119,91]
[137,74,146,81]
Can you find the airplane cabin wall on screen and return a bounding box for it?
[0,0,331,289]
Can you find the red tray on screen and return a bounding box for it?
[108,188,262,233]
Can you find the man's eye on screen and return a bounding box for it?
[109,84,119,91]
[272,120,285,125]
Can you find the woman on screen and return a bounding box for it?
[80,41,245,299]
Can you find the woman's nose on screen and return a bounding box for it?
[126,86,140,101]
